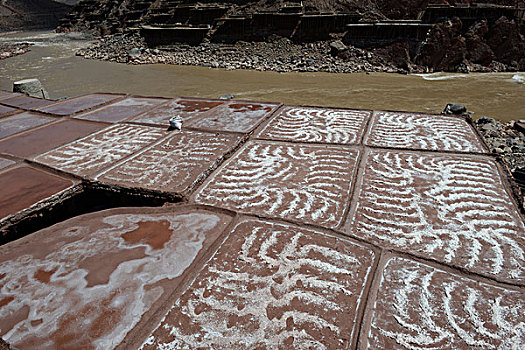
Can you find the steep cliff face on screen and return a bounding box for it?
[0,0,71,31]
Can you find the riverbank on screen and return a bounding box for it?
[76,33,407,73]
[76,29,525,74]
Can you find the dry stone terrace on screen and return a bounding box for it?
[0,90,524,350]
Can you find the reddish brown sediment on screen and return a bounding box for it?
[0,166,74,219]
[186,101,280,133]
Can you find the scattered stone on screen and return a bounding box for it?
[477,116,495,124]
[127,48,141,58]
[475,116,525,188]
[12,78,49,99]
[442,103,467,115]
[75,33,399,74]
[329,40,347,56]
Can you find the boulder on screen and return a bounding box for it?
[12,78,49,99]
[477,116,496,125]
[329,40,347,56]
[128,48,141,58]
[442,103,467,115]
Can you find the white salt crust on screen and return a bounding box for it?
[259,106,370,144]
[367,258,525,349]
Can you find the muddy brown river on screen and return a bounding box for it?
[1,30,524,121]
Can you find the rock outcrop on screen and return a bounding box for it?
[0,0,71,31]
[414,16,525,72]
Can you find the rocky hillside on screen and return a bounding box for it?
[58,0,525,72]
[60,0,524,30]
[0,0,71,31]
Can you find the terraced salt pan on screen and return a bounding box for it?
[0,92,20,100]
[0,95,55,110]
[0,112,54,140]
[141,219,375,349]
[346,149,525,284]
[75,97,167,123]
[0,166,74,219]
[0,208,232,350]
[187,101,279,133]
[0,158,15,170]
[130,98,225,126]
[34,124,167,177]
[258,106,371,144]
[97,130,241,194]
[365,111,487,153]
[0,120,105,158]
[35,94,123,116]
[0,105,17,117]
[363,257,525,349]
[195,141,359,228]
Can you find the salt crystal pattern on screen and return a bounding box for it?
[195,141,359,228]
[141,219,375,349]
[0,210,229,349]
[365,112,487,152]
[347,150,525,283]
[259,106,370,144]
[98,131,241,194]
[365,257,525,349]
[34,124,166,177]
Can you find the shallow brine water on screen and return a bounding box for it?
[0,30,523,121]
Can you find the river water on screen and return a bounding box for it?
[1,30,523,121]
